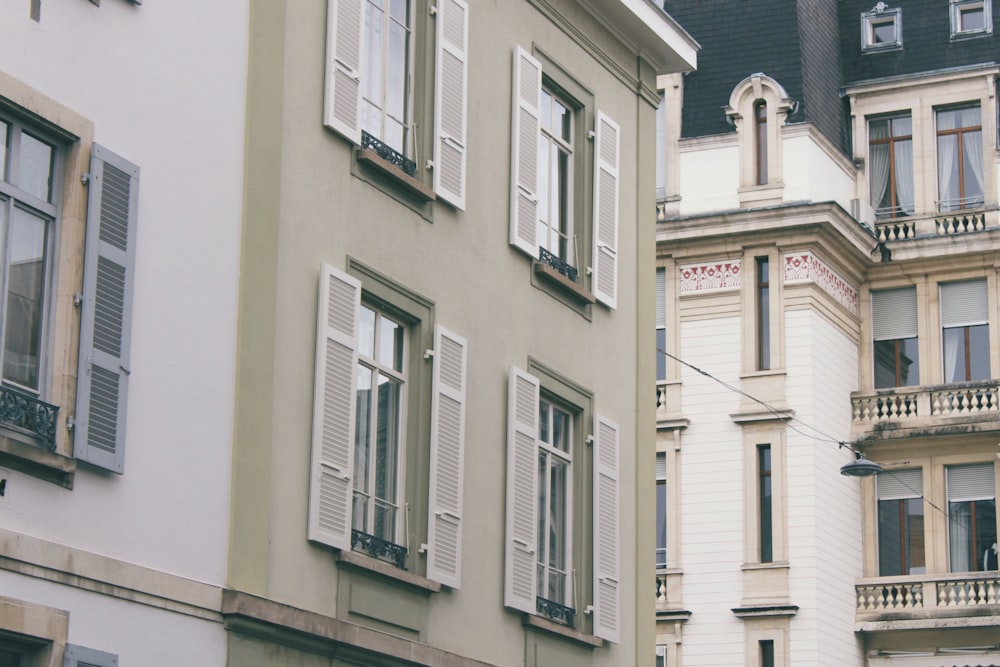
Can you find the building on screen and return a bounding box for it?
[654,0,1000,665]
[223,1,694,667]
[0,0,248,665]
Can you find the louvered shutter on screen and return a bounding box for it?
[74,144,139,474]
[872,287,918,340]
[947,464,995,501]
[877,469,923,500]
[427,325,467,588]
[509,46,541,257]
[593,413,620,643]
[432,0,468,209]
[655,267,667,329]
[504,366,539,613]
[323,0,364,143]
[592,112,620,309]
[63,645,117,667]
[307,264,361,550]
[941,280,988,327]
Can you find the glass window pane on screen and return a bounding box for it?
[3,208,47,390]
[389,0,406,23]
[969,324,990,381]
[358,306,376,358]
[552,406,570,453]
[386,20,408,123]
[374,373,400,506]
[974,499,996,570]
[892,116,911,136]
[0,648,22,667]
[872,18,895,43]
[943,327,968,383]
[962,130,984,205]
[0,120,8,182]
[363,3,385,110]
[19,132,53,202]
[539,400,550,444]
[656,328,667,382]
[961,6,986,30]
[899,337,920,386]
[377,314,403,371]
[354,365,373,493]
[655,479,667,567]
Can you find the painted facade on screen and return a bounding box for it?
[655,0,1000,665]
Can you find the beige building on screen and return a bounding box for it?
[226,1,695,666]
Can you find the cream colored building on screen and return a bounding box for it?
[653,0,1000,664]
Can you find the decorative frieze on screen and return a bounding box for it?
[783,252,858,315]
[678,260,741,294]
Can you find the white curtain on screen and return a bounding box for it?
[964,130,984,205]
[943,328,961,382]
[938,135,958,210]
[895,139,914,215]
[869,124,890,215]
[949,502,972,572]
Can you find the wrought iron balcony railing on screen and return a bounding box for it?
[538,247,578,282]
[361,131,417,176]
[351,529,408,570]
[536,596,575,627]
[856,572,1000,620]
[0,385,58,450]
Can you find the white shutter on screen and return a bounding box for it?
[593,413,620,643]
[655,451,666,480]
[504,366,540,613]
[323,0,364,143]
[655,267,667,329]
[872,287,918,340]
[307,264,361,550]
[75,144,139,474]
[592,111,620,309]
[433,0,468,209]
[509,46,541,257]
[941,280,989,328]
[947,463,995,501]
[877,468,923,500]
[427,325,467,588]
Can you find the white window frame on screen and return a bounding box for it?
[536,396,574,608]
[861,3,903,52]
[951,0,993,37]
[538,85,576,270]
[359,0,415,157]
[655,451,667,568]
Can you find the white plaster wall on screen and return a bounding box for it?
[784,309,864,666]
[0,1,247,584]
[0,569,225,665]
[678,315,746,665]
[782,135,856,211]
[678,143,740,214]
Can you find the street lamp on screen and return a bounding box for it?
[840,450,882,477]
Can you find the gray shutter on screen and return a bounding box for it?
[593,413,621,643]
[941,280,988,328]
[509,46,541,257]
[74,144,139,474]
[323,0,364,143]
[307,264,361,550]
[655,267,666,329]
[947,464,995,501]
[432,0,468,209]
[655,451,666,480]
[877,468,923,500]
[872,287,918,341]
[63,645,118,667]
[592,111,620,308]
[426,325,467,588]
[504,365,539,613]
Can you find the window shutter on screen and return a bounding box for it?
[307,264,361,550]
[877,468,923,500]
[655,451,666,480]
[655,267,667,329]
[432,0,468,209]
[504,365,539,613]
[947,463,995,501]
[509,46,541,257]
[426,324,467,588]
[592,111,620,309]
[75,144,139,474]
[323,0,364,143]
[872,287,918,340]
[63,645,117,667]
[593,413,621,643]
[941,280,988,328]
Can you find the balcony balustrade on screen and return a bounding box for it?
[856,572,1000,621]
[655,572,669,610]
[851,381,1000,435]
[873,207,996,242]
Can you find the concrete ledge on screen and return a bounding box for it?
[533,262,597,305]
[356,148,436,202]
[335,549,441,594]
[522,613,604,648]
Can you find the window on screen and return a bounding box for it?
[872,287,919,388]
[655,92,667,200]
[510,46,620,309]
[861,3,902,51]
[656,452,667,568]
[937,106,984,212]
[869,114,913,219]
[760,640,775,667]
[946,464,997,572]
[951,0,993,36]
[756,257,770,370]
[758,444,772,563]
[877,469,925,576]
[504,364,620,642]
[656,267,666,383]
[308,262,468,588]
[324,0,468,208]
[754,101,767,185]
[941,280,990,383]
[63,644,118,667]
[655,644,668,667]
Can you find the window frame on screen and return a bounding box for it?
[871,286,920,389]
[868,113,914,220]
[758,444,773,563]
[950,0,993,38]
[875,468,926,576]
[359,0,415,159]
[861,4,903,52]
[935,105,984,212]
[536,394,575,611]
[754,100,767,186]
[755,256,771,371]
[537,84,577,274]
[940,279,990,383]
[946,463,997,573]
[655,451,667,569]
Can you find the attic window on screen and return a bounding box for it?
[951,0,992,37]
[862,2,902,52]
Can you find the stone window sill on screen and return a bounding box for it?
[356,148,436,202]
[335,548,441,594]
[533,261,596,304]
[0,430,75,489]
[522,613,603,648]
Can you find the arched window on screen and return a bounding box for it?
[754,100,768,185]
